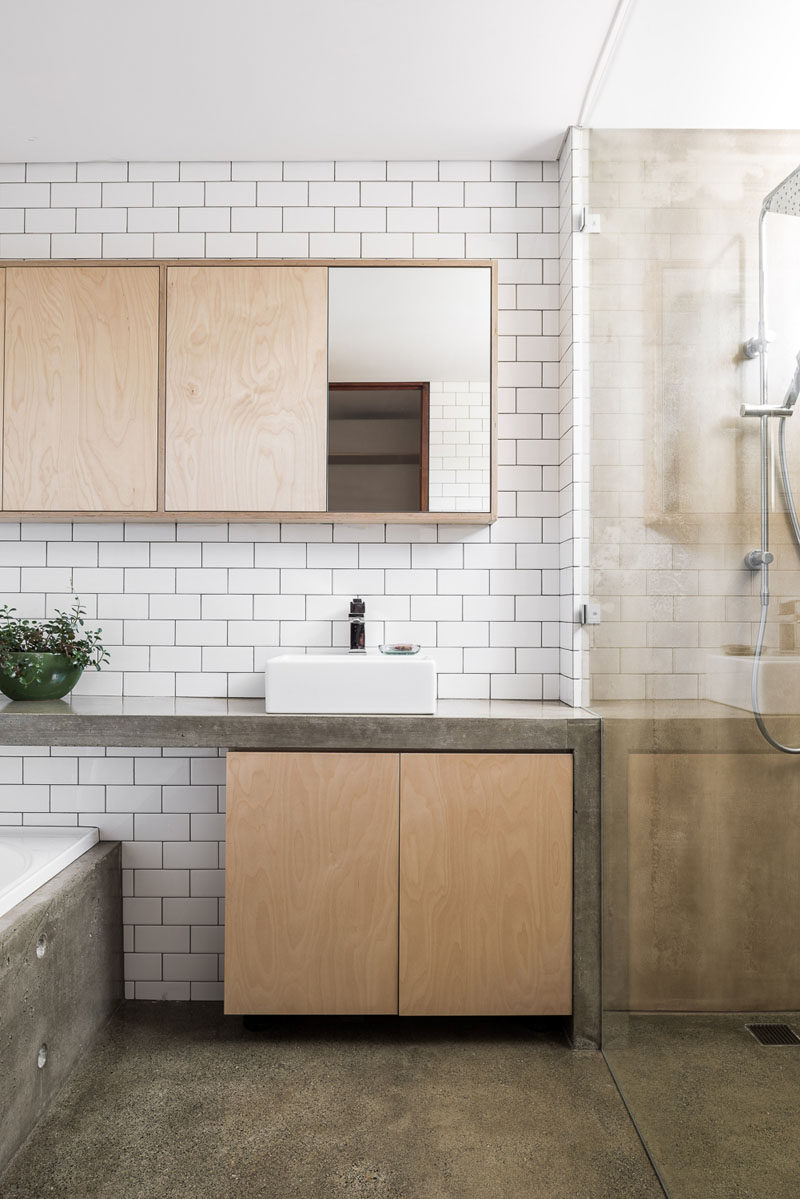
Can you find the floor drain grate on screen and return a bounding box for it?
[746,1023,800,1046]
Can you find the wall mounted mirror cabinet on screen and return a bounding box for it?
[0,259,497,524]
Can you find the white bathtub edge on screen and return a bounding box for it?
[0,827,100,921]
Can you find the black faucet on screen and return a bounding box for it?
[349,597,366,653]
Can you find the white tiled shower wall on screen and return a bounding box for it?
[0,156,583,995]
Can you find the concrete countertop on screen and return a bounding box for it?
[0,695,598,749]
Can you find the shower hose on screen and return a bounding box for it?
[751,417,800,752]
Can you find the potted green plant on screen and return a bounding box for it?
[0,597,110,701]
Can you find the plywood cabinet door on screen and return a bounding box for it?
[165,266,328,512]
[3,266,159,512]
[399,753,573,1016]
[225,751,399,1015]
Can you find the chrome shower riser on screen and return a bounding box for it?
[742,161,800,754]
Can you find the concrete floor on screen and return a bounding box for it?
[2,1002,661,1199]
[604,1011,800,1198]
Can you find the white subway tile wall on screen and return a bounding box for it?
[0,158,570,703]
[558,129,591,706]
[0,157,580,993]
[0,744,226,999]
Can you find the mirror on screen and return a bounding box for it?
[327,266,493,514]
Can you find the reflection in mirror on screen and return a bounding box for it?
[327,384,428,513]
[328,267,492,513]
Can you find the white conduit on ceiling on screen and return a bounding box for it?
[578,0,637,128]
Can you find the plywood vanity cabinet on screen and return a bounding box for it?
[2,265,160,513]
[224,750,572,1017]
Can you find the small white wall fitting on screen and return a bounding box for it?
[582,603,602,626]
[576,207,601,234]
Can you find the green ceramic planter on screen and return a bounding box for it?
[0,653,83,701]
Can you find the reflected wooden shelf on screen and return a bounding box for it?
[328,454,421,466]
[328,411,420,422]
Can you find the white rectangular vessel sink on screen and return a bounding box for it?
[265,653,436,714]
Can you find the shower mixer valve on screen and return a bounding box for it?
[742,331,775,359]
[744,549,774,570]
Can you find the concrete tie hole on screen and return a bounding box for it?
[35,935,47,960]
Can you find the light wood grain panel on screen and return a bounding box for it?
[625,753,800,1011]
[224,751,399,1015]
[3,266,159,512]
[399,752,572,1015]
[165,266,327,512]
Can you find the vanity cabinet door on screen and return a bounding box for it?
[3,265,159,512]
[225,751,399,1015]
[165,266,327,513]
[399,753,573,1016]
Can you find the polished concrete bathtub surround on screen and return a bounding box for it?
[0,1003,662,1199]
[0,841,122,1176]
[0,698,602,1045]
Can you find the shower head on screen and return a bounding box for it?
[763,165,800,216]
[783,350,800,410]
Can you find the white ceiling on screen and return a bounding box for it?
[589,0,800,131]
[1,0,799,165]
[0,0,616,162]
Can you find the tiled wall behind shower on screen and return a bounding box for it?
[589,130,800,703]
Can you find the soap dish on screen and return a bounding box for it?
[379,643,420,655]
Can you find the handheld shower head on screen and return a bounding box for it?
[783,350,800,410]
[748,351,800,415]
[763,165,800,217]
